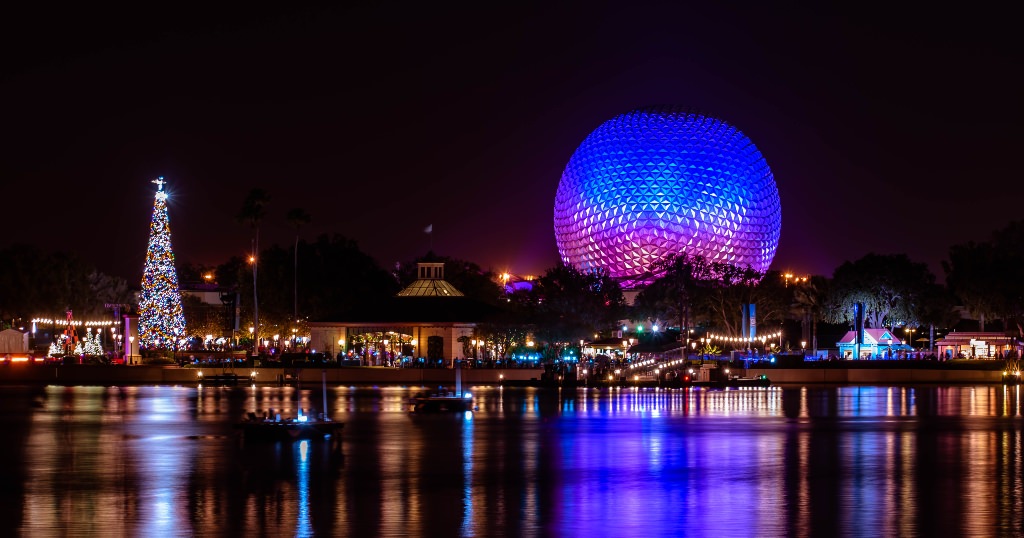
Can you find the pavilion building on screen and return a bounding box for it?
[934,332,1021,360]
[309,262,497,366]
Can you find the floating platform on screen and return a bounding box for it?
[692,375,772,389]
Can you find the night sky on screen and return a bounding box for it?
[2,4,1020,283]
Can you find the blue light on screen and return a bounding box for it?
[554,106,781,285]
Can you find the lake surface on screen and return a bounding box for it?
[1,383,1022,537]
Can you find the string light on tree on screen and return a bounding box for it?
[83,329,103,356]
[138,177,187,349]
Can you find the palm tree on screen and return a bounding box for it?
[792,275,828,357]
[286,208,312,321]
[237,189,270,354]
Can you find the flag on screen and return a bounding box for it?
[424,224,433,234]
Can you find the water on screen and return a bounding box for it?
[1,384,1023,537]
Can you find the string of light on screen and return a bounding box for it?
[32,319,116,326]
[705,331,782,343]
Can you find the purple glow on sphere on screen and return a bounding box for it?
[553,106,781,284]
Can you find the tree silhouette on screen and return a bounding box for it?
[236,189,270,346]
[530,263,624,359]
[825,253,934,330]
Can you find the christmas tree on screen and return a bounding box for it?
[83,331,103,356]
[139,177,187,348]
[47,338,63,358]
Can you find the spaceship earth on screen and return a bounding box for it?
[553,106,781,285]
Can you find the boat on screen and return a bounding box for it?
[409,361,475,413]
[235,370,343,447]
[235,411,344,442]
[1003,362,1019,383]
[409,390,475,413]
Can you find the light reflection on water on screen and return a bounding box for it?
[0,384,1022,536]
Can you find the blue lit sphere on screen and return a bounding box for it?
[554,106,781,283]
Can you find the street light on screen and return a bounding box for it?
[128,336,135,365]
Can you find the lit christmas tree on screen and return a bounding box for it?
[139,177,187,348]
[83,331,103,356]
[47,338,63,358]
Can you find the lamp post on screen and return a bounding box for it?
[128,336,135,365]
[801,340,807,357]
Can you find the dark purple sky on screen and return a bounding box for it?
[2,4,1020,283]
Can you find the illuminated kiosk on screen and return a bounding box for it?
[554,106,781,286]
[836,328,907,359]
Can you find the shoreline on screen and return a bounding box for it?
[0,362,1013,386]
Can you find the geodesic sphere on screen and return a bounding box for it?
[553,106,781,283]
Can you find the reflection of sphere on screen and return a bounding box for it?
[553,106,781,283]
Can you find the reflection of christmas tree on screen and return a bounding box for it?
[139,177,187,348]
